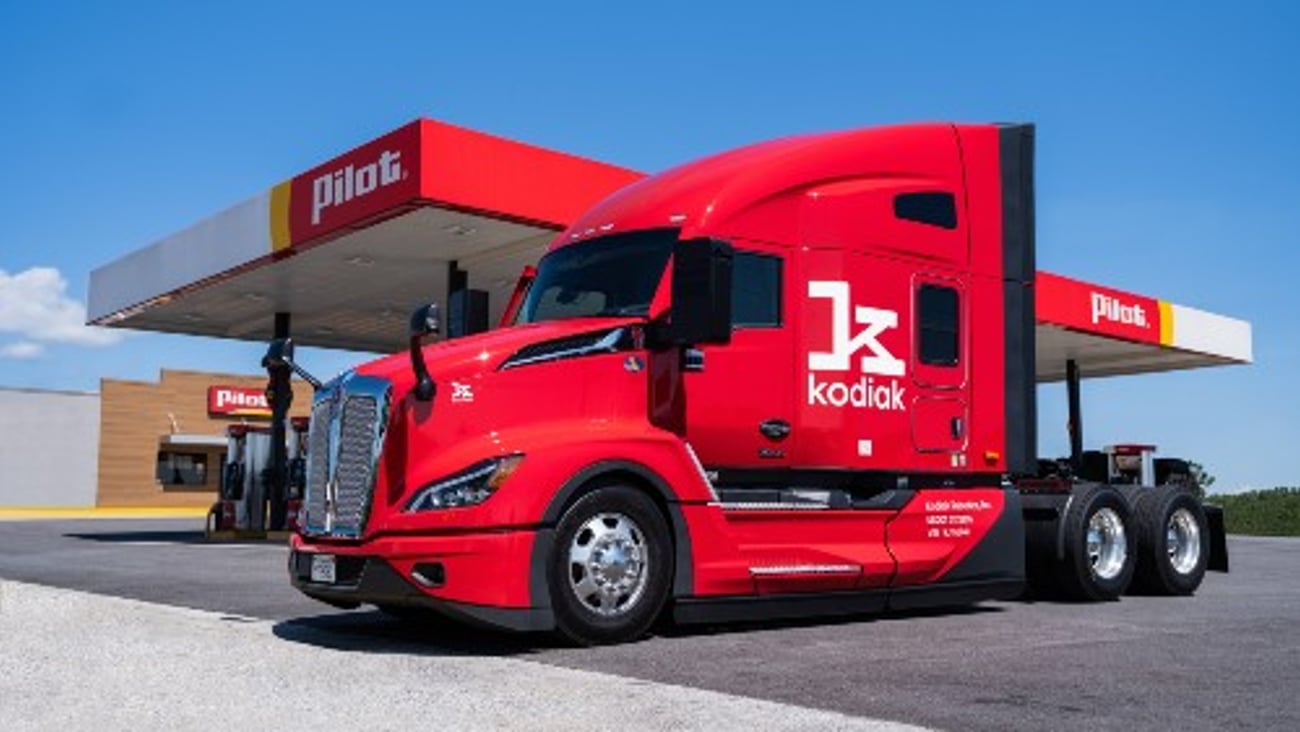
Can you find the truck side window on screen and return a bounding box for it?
[895,192,957,230]
[918,284,959,365]
[732,252,782,328]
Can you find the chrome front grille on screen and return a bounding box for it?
[302,373,391,538]
[333,395,379,529]
[304,398,331,527]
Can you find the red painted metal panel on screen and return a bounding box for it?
[1036,271,1162,345]
[287,122,424,247]
[280,119,643,250]
[419,120,643,230]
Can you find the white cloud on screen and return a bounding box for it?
[0,267,125,349]
[0,341,45,359]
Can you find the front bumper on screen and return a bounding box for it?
[288,529,554,632]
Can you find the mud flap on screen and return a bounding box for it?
[1203,504,1229,572]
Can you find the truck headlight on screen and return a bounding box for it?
[404,455,524,512]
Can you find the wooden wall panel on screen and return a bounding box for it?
[96,369,312,507]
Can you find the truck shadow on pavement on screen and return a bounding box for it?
[272,610,549,656]
[64,530,283,546]
[271,603,1003,657]
[66,530,207,543]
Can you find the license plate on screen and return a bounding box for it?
[310,554,337,584]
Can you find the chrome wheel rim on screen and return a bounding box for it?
[1166,507,1202,575]
[1087,507,1127,581]
[567,512,648,617]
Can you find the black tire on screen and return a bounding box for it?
[1129,485,1209,595]
[1057,483,1136,601]
[548,485,672,646]
[1023,514,1066,599]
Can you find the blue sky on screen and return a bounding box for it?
[0,1,1295,490]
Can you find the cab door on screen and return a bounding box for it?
[910,274,970,462]
[683,244,793,468]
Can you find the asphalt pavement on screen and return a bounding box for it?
[1,519,1297,730]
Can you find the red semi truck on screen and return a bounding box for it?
[280,123,1225,644]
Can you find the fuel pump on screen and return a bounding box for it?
[208,425,266,533]
[209,425,248,532]
[205,424,272,537]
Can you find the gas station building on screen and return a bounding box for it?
[0,370,311,509]
[0,118,1254,511]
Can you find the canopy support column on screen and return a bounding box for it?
[1067,358,1083,473]
[267,312,292,532]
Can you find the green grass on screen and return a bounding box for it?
[1206,487,1300,537]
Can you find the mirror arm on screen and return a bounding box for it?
[409,334,436,402]
[287,361,322,390]
[642,314,673,352]
[407,303,440,402]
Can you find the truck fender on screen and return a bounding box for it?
[529,460,696,613]
[1051,483,1136,561]
[1020,491,1073,562]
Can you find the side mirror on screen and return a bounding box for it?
[666,238,733,346]
[262,337,294,369]
[408,303,439,402]
[261,336,321,389]
[409,303,441,337]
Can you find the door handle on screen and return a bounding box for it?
[951,417,964,439]
[759,419,791,441]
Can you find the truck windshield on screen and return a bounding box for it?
[519,229,676,323]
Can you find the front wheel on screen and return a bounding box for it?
[548,485,671,646]
[1058,484,1136,601]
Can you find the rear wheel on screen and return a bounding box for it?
[548,485,671,646]
[1130,485,1209,595]
[1058,484,1136,601]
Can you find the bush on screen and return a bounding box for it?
[1206,487,1300,537]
